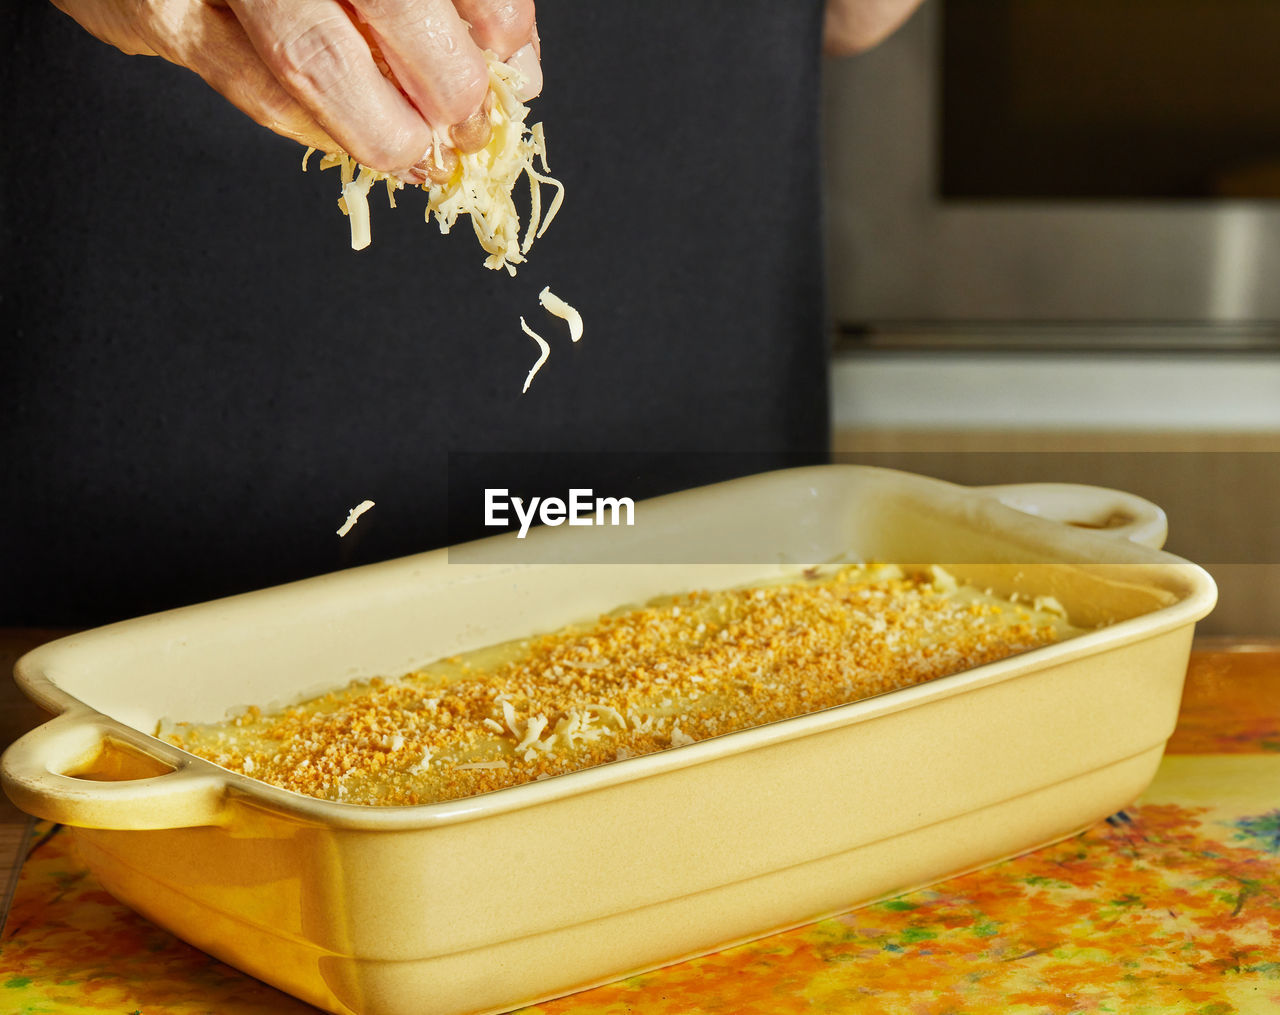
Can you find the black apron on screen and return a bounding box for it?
[0,1,828,625]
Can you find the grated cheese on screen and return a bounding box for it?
[410,752,433,774]
[519,316,550,393]
[166,563,1083,806]
[336,500,375,537]
[538,286,583,343]
[515,289,584,392]
[341,169,378,251]
[313,52,563,270]
[513,713,549,754]
[1034,595,1068,616]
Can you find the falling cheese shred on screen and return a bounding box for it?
[538,286,583,342]
[336,500,375,537]
[519,317,550,393]
[312,52,563,272]
[517,288,584,391]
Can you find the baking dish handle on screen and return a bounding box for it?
[1,709,227,830]
[975,482,1168,550]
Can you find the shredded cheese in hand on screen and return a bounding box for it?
[312,53,563,269]
[342,169,379,251]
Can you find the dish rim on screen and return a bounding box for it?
[6,465,1218,831]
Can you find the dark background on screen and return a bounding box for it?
[0,1,828,625]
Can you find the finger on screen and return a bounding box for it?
[453,1,540,102]
[346,0,491,149]
[452,0,535,60]
[823,0,923,56]
[342,13,492,148]
[403,143,458,185]
[228,0,433,171]
[153,4,338,153]
[503,37,542,101]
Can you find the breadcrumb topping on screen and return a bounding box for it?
[163,565,1074,807]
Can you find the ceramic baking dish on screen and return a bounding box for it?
[2,465,1216,1015]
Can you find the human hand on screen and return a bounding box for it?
[49,0,541,175]
[823,0,923,56]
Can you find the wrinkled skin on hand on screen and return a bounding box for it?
[50,0,539,173]
[49,0,912,173]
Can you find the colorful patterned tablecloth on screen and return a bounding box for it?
[3,649,1279,1015]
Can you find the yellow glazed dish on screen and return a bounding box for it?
[1,466,1217,1015]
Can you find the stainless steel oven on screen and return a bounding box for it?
[822,0,1280,331]
[821,1,1280,637]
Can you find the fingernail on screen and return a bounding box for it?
[506,42,542,102]
[449,108,492,155]
[411,145,459,185]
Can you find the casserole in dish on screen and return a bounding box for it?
[2,466,1216,1015]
